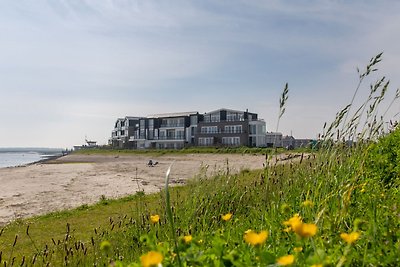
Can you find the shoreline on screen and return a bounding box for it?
[0,153,267,226]
[0,152,65,170]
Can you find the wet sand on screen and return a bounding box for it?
[0,153,267,226]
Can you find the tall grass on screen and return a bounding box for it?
[0,53,399,266]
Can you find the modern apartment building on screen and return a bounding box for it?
[110,116,142,148]
[196,108,266,147]
[110,108,266,149]
[131,112,201,149]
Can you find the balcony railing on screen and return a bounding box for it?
[160,123,185,128]
[157,136,185,140]
[200,130,244,134]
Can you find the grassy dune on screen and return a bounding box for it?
[0,137,399,266]
[1,53,399,266]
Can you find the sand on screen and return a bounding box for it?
[0,153,267,226]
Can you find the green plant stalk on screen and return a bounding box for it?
[165,163,182,267]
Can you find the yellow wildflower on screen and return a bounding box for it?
[150,215,160,224]
[140,251,163,267]
[243,230,268,246]
[340,232,360,244]
[221,213,233,221]
[293,246,303,253]
[183,235,192,244]
[302,200,314,207]
[277,254,295,266]
[284,214,317,238]
[284,214,302,232]
[283,227,292,233]
[296,223,318,238]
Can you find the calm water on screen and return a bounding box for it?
[0,148,63,168]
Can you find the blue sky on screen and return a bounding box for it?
[1,1,400,148]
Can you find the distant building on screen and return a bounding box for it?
[74,138,98,150]
[265,132,314,149]
[265,132,283,147]
[110,108,266,149]
[282,135,313,149]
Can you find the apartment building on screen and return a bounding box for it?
[110,116,142,148]
[110,108,266,149]
[131,112,201,149]
[196,108,266,147]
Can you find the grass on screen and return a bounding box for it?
[0,53,399,266]
[1,142,399,266]
[73,146,289,156]
[1,142,400,266]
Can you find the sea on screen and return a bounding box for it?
[0,148,64,168]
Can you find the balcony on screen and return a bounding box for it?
[157,136,185,140]
[200,130,244,134]
[160,123,185,128]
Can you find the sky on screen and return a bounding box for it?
[1,0,400,148]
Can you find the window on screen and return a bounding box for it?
[249,125,257,134]
[190,115,198,125]
[159,130,166,139]
[148,130,154,140]
[176,130,184,139]
[227,112,244,121]
[198,137,214,146]
[210,113,220,122]
[222,137,240,146]
[161,118,184,127]
[201,126,218,134]
[224,125,242,133]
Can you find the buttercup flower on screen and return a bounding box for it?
[221,213,233,221]
[150,215,160,224]
[140,251,163,267]
[293,247,303,253]
[284,214,317,238]
[297,223,318,238]
[183,235,192,244]
[340,232,360,244]
[243,230,268,246]
[284,214,302,232]
[277,254,295,266]
[302,200,314,207]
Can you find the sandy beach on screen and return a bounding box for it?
[0,153,267,226]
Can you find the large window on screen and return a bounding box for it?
[161,118,184,127]
[198,137,214,146]
[224,125,242,133]
[190,115,198,125]
[176,130,185,139]
[211,113,220,122]
[226,112,244,121]
[222,137,240,146]
[201,126,218,134]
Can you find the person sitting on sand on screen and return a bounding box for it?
[147,160,158,167]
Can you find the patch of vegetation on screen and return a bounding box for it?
[0,53,399,266]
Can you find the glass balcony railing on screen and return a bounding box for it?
[160,123,185,128]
